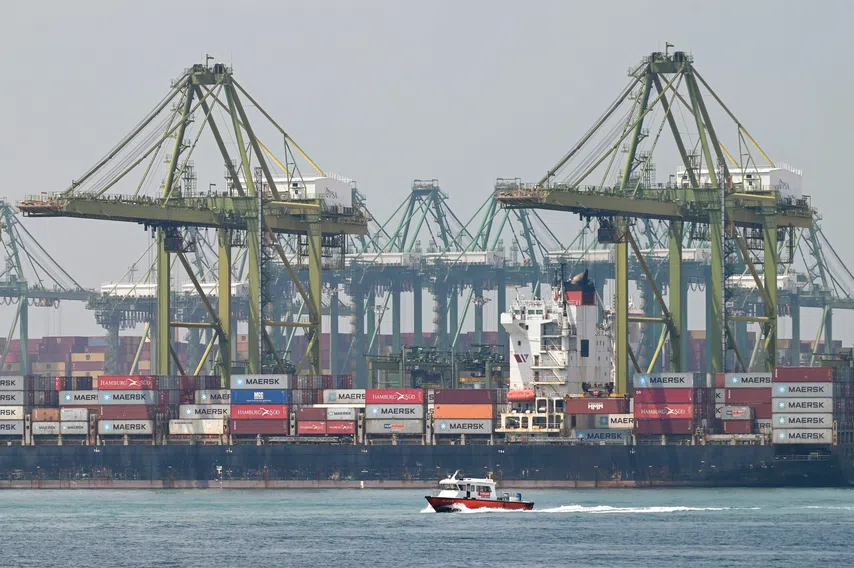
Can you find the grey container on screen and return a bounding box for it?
[60,408,89,421]
[179,405,231,419]
[773,383,831,398]
[99,390,157,405]
[0,376,24,391]
[366,404,424,420]
[60,391,99,406]
[721,406,752,420]
[773,428,833,444]
[365,419,424,435]
[773,414,833,428]
[195,390,232,404]
[434,419,493,435]
[635,373,697,389]
[231,375,290,390]
[60,422,88,435]
[576,429,632,444]
[773,398,833,413]
[32,422,61,436]
[724,373,773,388]
[0,421,24,435]
[99,420,154,435]
[0,391,24,405]
[322,389,366,404]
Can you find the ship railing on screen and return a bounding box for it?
[773,454,831,462]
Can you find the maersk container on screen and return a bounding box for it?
[724,373,772,388]
[60,422,88,435]
[595,414,634,428]
[32,422,60,436]
[0,391,25,405]
[99,420,153,435]
[195,390,231,404]
[60,391,99,406]
[99,390,156,405]
[365,419,423,435]
[773,383,831,398]
[0,406,24,420]
[434,419,493,435]
[722,406,752,420]
[231,389,289,405]
[180,405,231,420]
[366,404,424,420]
[60,408,88,422]
[231,374,290,390]
[365,389,424,405]
[774,414,833,428]
[0,421,23,435]
[774,398,833,413]
[774,429,833,444]
[169,419,225,435]
[635,373,697,389]
[633,388,694,404]
[576,429,631,444]
[773,367,832,383]
[0,376,24,391]
[755,419,773,433]
[322,389,365,405]
[326,407,357,421]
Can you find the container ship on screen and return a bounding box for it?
[1,270,853,488]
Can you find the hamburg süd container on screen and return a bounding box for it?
[365,419,423,435]
[230,405,289,420]
[98,420,154,436]
[229,419,288,435]
[322,389,366,404]
[298,420,326,435]
[773,383,831,398]
[773,429,833,444]
[230,389,289,405]
[633,388,694,404]
[634,404,694,419]
[774,398,833,413]
[366,404,425,420]
[724,373,772,388]
[365,389,424,405]
[97,376,157,390]
[432,404,493,420]
[326,421,356,434]
[773,367,832,383]
[179,405,231,419]
[0,421,24,435]
[774,414,833,428]
[434,419,493,435]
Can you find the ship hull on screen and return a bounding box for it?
[0,444,848,487]
[425,496,533,512]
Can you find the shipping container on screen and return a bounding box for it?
[98,390,157,405]
[724,373,773,388]
[231,374,290,390]
[169,419,225,435]
[98,420,153,435]
[774,429,833,444]
[325,407,357,421]
[432,404,492,420]
[298,420,326,435]
[633,388,694,404]
[231,389,289,405]
[723,420,753,434]
[365,419,424,435]
[774,398,833,413]
[714,389,725,403]
[322,389,366,405]
[594,414,635,428]
[60,422,88,435]
[179,405,231,419]
[229,419,288,435]
[366,389,424,405]
[195,390,232,404]
[434,419,493,435]
[774,367,833,383]
[0,391,25,405]
[97,376,157,390]
[576,429,631,444]
[98,406,155,420]
[60,391,99,406]
[433,389,496,405]
[366,404,425,420]
[231,405,289,420]
[722,406,752,420]
[753,403,773,419]
[633,419,693,435]
[755,419,772,433]
[635,373,698,389]
[0,406,24,420]
[564,398,629,415]
[297,407,326,421]
[60,408,88,422]
[725,389,772,405]
[774,414,833,428]
[773,383,831,398]
[326,421,356,434]
[0,421,23,436]
[634,404,694,419]
[32,422,60,436]
[32,408,60,422]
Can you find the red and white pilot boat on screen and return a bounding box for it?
[425,471,534,512]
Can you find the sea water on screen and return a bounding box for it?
[0,488,852,567]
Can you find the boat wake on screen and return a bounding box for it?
[423,504,752,514]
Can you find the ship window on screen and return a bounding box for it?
[518,341,521,346]
[581,339,589,357]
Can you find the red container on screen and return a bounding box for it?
[229,419,289,435]
[725,389,771,404]
[634,419,693,435]
[72,361,104,372]
[633,388,694,404]
[773,367,832,383]
[753,403,773,419]
[98,405,154,420]
[714,373,726,388]
[326,421,356,434]
[635,404,694,419]
[433,389,496,405]
[723,420,753,434]
[179,376,198,390]
[298,420,326,435]
[297,407,327,421]
[231,405,289,420]
[366,389,424,405]
[564,398,629,415]
[98,376,157,390]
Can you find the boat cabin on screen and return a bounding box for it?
[431,470,525,502]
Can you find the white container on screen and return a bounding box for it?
[773,398,833,413]
[60,391,99,406]
[0,406,24,420]
[32,422,61,436]
[169,420,225,435]
[61,422,88,435]
[61,408,89,422]
[0,392,24,404]
[366,404,424,420]
[99,390,157,405]
[773,429,832,444]
[99,420,154,435]
[724,373,772,388]
[230,375,290,390]
[773,414,833,428]
[773,383,831,398]
[0,377,24,391]
[322,389,365,404]
[326,407,357,421]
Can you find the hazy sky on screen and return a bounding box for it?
[2,0,853,345]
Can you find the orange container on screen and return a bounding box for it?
[433,404,493,420]
[32,408,61,422]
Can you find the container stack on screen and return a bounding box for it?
[772,367,834,445]
[0,376,24,437]
[633,373,704,435]
[720,373,773,434]
[228,374,290,436]
[320,389,363,435]
[365,389,424,436]
[432,389,495,437]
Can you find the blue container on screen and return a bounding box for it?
[230,389,290,405]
